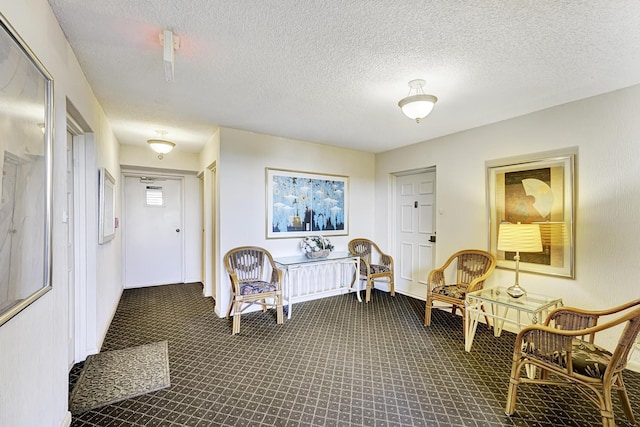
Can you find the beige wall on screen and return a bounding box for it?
[120,144,200,172]
[0,0,123,426]
[375,84,640,358]
[215,127,375,317]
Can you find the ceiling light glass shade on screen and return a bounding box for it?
[147,139,175,154]
[398,79,438,123]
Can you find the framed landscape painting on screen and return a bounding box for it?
[487,148,576,278]
[266,168,349,239]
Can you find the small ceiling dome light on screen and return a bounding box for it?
[147,131,175,159]
[398,79,438,123]
[147,139,175,154]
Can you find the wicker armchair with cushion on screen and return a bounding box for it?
[223,246,284,335]
[505,299,640,426]
[348,238,394,303]
[424,249,496,327]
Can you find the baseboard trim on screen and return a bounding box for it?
[60,411,72,427]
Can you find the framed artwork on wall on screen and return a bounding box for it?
[98,167,116,244]
[0,12,54,327]
[487,148,576,278]
[266,168,349,239]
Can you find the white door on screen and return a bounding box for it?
[124,175,183,287]
[66,130,75,368]
[395,171,436,299]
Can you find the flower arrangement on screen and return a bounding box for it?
[300,235,334,258]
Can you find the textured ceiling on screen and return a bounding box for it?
[47,0,640,154]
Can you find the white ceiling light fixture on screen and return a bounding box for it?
[159,30,180,82]
[398,79,438,123]
[147,130,175,159]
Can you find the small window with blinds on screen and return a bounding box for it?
[145,186,164,206]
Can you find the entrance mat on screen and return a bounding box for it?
[69,341,170,414]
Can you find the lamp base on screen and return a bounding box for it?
[506,284,527,298]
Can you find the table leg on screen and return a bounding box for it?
[494,305,510,337]
[283,267,294,320]
[465,300,482,352]
[347,258,362,302]
[354,258,361,302]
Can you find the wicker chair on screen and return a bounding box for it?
[223,246,283,335]
[348,238,394,303]
[424,249,496,327]
[505,299,640,426]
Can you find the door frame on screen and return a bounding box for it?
[208,162,216,300]
[122,170,186,288]
[389,166,437,300]
[67,111,99,364]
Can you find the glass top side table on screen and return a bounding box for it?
[274,251,361,319]
[464,287,562,352]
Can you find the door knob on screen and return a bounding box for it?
[176,228,181,232]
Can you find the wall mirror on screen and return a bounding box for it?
[0,13,53,326]
[98,167,116,244]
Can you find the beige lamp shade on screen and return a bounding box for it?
[497,222,543,253]
[535,221,567,247]
[497,222,542,298]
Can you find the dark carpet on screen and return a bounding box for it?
[69,283,640,426]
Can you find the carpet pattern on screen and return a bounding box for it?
[69,341,170,414]
[69,283,640,426]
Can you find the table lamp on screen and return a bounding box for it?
[497,222,543,298]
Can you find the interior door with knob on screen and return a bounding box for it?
[395,171,436,299]
[124,175,183,288]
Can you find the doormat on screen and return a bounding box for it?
[69,341,170,414]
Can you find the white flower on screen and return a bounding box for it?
[300,235,334,254]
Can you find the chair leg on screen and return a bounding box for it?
[232,299,242,335]
[600,385,616,427]
[599,408,615,427]
[366,278,373,303]
[505,364,521,416]
[425,294,432,326]
[615,376,636,424]
[226,297,234,319]
[480,304,492,330]
[260,298,268,312]
[389,276,395,297]
[540,367,549,380]
[276,292,283,325]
